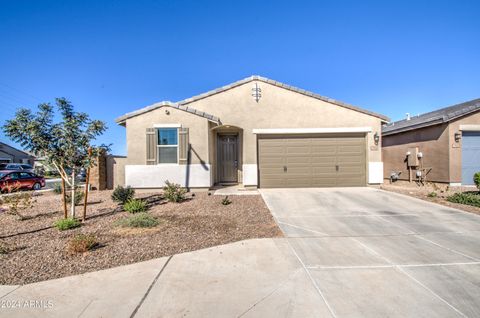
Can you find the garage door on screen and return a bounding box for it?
[462,131,480,185]
[258,134,366,188]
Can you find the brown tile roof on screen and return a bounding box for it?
[382,98,480,135]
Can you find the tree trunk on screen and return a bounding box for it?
[61,178,67,219]
[70,170,76,218]
[82,167,91,222]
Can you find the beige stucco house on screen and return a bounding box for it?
[115,76,389,189]
[382,98,480,186]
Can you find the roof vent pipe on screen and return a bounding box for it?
[406,113,411,121]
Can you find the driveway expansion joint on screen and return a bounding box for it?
[130,255,173,318]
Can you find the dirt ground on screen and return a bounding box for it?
[381,183,480,216]
[0,190,282,285]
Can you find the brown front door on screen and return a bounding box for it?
[218,135,238,183]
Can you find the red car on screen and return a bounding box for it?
[0,170,46,192]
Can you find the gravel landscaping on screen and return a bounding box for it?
[0,190,282,285]
[381,183,480,215]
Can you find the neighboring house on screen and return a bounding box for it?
[115,76,389,189]
[0,142,34,165]
[382,98,480,186]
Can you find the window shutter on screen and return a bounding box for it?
[178,127,189,164]
[146,128,157,165]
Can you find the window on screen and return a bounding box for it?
[157,128,178,164]
[19,172,32,178]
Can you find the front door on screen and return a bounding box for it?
[218,135,238,183]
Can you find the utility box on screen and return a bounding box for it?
[407,147,419,167]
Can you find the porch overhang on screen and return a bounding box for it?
[210,124,243,131]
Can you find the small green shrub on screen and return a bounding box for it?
[221,196,232,205]
[124,199,147,213]
[68,234,98,253]
[2,190,36,220]
[474,172,480,190]
[446,192,480,208]
[54,218,81,231]
[163,180,187,203]
[66,190,84,206]
[0,241,8,254]
[53,183,63,195]
[116,213,159,228]
[112,186,135,205]
[427,192,437,198]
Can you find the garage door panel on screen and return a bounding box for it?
[259,158,284,166]
[337,156,363,163]
[311,157,336,164]
[258,134,366,188]
[287,166,311,173]
[286,146,310,155]
[287,157,311,164]
[312,166,337,174]
[337,145,363,152]
[462,131,480,185]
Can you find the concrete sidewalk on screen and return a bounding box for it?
[0,238,325,318]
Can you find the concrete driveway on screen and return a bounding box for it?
[260,187,480,318]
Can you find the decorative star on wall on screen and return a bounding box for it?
[251,82,262,102]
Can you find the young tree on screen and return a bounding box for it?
[3,98,107,218]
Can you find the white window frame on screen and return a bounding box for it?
[155,125,180,164]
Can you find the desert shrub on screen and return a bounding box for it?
[112,186,135,205]
[446,192,480,208]
[2,189,36,220]
[67,234,98,253]
[53,183,63,195]
[124,199,147,213]
[427,192,437,198]
[474,172,480,190]
[116,212,159,228]
[0,241,8,254]
[221,196,232,205]
[66,190,84,206]
[54,218,81,231]
[163,180,187,203]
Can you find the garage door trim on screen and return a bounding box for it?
[253,127,372,134]
[257,133,368,188]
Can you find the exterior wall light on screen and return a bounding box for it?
[165,109,170,115]
[454,132,461,142]
[374,132,380,145]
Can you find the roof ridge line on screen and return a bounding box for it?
[174,75,389,121]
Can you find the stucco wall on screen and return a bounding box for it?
[125,107,210,165]
[448,110,480,183]
[123,80,385,186]
[382,124,450,182]
[107,155,126,189]
[182,81,383,165]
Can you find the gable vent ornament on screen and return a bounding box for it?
[251,82,262,102]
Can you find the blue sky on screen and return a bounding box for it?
[1,0,479,155]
